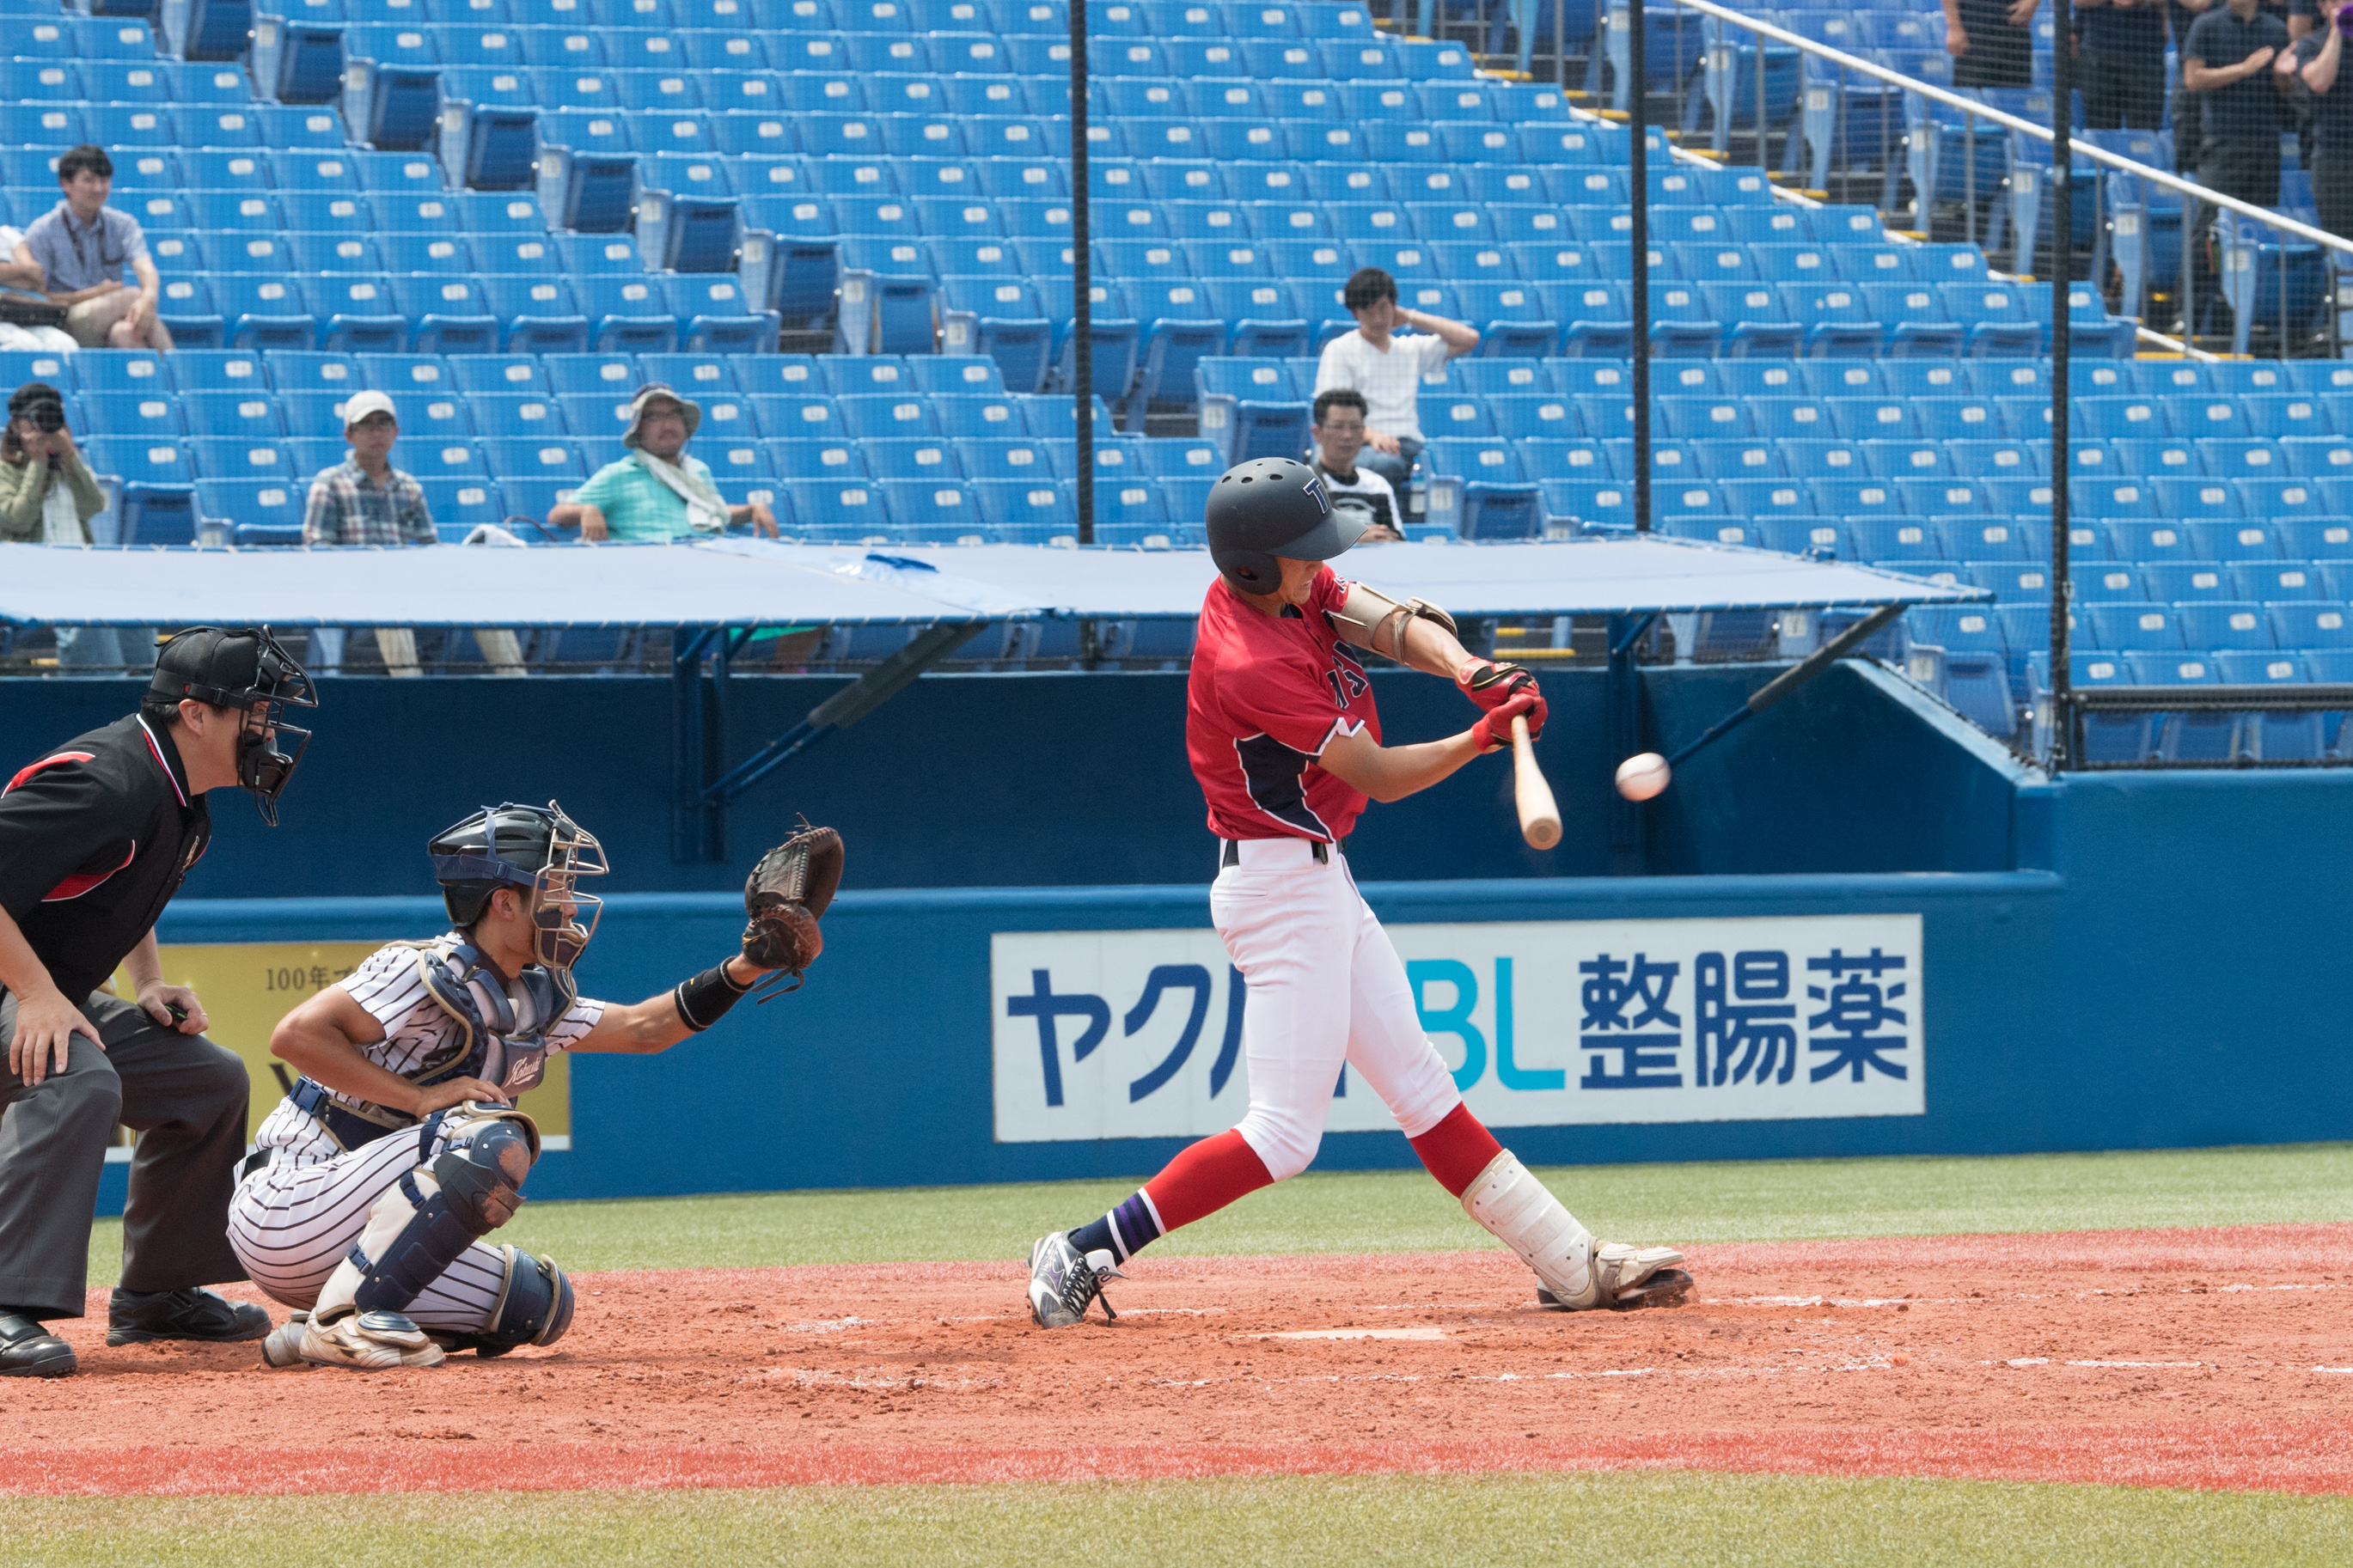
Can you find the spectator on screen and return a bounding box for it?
[1307,390,1404,543]
[2169,0,2223,170]
[298,392,524,679]
[12,147,174,353]
[2077,0,2171,128]
[0,223,75,355]
[2287,0,2353,240]
[1,381,152,671]
[1946,0,2039,90]
[549,385,779,543]
[2184,0,2293,322]
[1311,269,1479,493]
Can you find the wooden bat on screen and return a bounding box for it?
[1510,715,1562,851]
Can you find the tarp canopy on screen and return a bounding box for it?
[0,537,1987,629]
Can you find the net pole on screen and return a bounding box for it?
[2049,0,2074,769]
[1630,4,1651,534]
[1071,0,1093,545]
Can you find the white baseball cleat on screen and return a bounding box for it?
[1025,1232,1124,1328]
[1537,1245,1693,1311]
[260,1309,313,1369]
[298,1308,447,1370]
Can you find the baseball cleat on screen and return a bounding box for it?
[299,1308,446,1370]
[1025,1232,1124,1328]
[1537,1245,1692,1311]
[260,1310,312,1369]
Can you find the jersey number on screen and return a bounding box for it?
[1325,663,1369,710]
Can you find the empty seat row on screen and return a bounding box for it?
[0,348,1022,398]
[2,58,257,105]
[266,0,1362,37]
[0,104,338,154]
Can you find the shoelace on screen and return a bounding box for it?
[1059,1256,1117,1323]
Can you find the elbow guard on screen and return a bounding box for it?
[1330,583,1458,660]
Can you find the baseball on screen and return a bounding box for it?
[1615,752,1672,802]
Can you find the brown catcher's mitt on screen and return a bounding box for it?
[742,822,844,991]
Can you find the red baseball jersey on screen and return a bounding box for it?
[1188,565,1380,843]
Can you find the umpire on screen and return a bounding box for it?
[0,626,316,1376]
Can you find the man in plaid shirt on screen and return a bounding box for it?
[297,394,523,677]
[301,391,433,548]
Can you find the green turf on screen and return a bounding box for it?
[89,1139,2353,1284]
[5,1473,2350,1567]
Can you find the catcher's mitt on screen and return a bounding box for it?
[742,822,844,991]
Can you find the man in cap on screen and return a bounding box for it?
[0,627,316,1376]
[549,384,779,543]
[300,392,523,678]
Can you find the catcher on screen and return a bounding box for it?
[226,802,840,1370]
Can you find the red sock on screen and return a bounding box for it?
[1409,1102,1505,1199]
[1141,1129,1276,1233]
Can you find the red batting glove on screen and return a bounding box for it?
[1470,688,1543,753]
[1459,660,1546,745]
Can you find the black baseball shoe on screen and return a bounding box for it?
[1025,1232,1124,1328]
[0,1311,76,1377]
[107,1287,272,1346]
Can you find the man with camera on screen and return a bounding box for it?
[11,146,174,353]
[2284,0,2353,242]
[0,381,151,670]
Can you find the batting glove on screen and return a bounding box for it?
[1470,689,1543,753]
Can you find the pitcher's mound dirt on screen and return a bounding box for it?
[8,1225,2350,1496]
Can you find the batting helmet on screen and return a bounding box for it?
[1205,457,1368,593]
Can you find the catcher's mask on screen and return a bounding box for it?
[427,802,608,974]
[147,625,317,827]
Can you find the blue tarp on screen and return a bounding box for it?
[0,537,1985,629]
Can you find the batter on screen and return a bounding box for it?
[232,801,804,1370]
[1026,457,1692,1327]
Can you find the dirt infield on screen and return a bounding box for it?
[9,1224,2350,1497]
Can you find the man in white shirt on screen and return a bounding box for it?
[0,224,76,354]
[1312,267,1480,491]
[1308,389,1404,541]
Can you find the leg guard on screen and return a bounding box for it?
[1460,1150,1691,1311]
[313,1114,535,1326]
[438,1247,575,1358]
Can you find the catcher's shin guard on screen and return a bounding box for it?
[313,1110,537,1327]
[437,1247,575,1358]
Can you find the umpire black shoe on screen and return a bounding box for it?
[0,1311,76,1377]
[106,1287,272,1346]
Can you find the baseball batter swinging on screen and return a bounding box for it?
[1027,458,1691,1327]
[230,804,840,1369]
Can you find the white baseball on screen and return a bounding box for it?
[1615,752,1671,802]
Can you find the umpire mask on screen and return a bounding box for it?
[148,626,318,827]
[428,802,609,978]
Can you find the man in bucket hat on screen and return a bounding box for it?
[549,384,779,544]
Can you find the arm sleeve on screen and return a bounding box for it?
[568,461,626,513]
[0,757,142,924]
[336,944,433,1033]
[545,998,608,1054]
[63,451,105,523]
[300,474,339,546]
[1312,339,1348,396]
[116,214,149,269]
[0,460,46,540]
[399,476,435,545]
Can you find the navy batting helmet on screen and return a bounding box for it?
[1204,457,1368,593]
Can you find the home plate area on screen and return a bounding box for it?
[7,1225,2350,1498]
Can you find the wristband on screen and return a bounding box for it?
[673,962,753,1032]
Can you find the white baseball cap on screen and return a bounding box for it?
[340,390,398,430]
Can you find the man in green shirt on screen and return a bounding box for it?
[548,385,779,543]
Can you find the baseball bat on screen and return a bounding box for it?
[1510,716,1562,851]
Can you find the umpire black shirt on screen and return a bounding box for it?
[0,715,210,1004]
[2185,6,2293,152]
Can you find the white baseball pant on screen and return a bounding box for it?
[226,1126,511,1331]
[1212,837,1464,1181]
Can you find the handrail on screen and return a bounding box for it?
[1654,0,2353,261]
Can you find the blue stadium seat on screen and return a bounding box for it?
[447,357,553,396]
[480,437,588,482]
[481,278,593,355]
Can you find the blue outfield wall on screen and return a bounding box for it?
[25,661,2348,1211]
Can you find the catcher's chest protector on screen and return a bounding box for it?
[405,933,574,1095]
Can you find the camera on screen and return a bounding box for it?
[23,396,64,435]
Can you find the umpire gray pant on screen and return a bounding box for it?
[0,990,251,1319]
